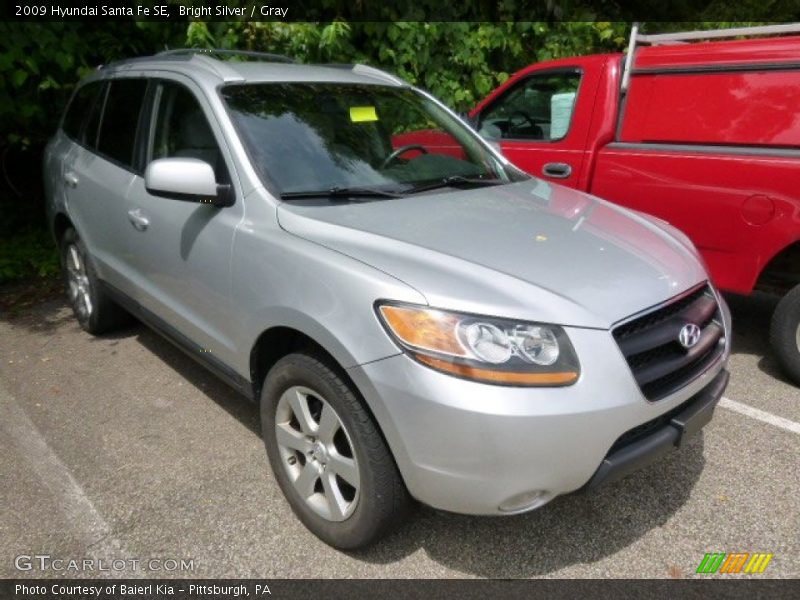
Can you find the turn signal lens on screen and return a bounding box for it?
[378,305,464,356]
[376,303,580,386]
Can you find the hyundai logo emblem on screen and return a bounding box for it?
[679,323,702,349]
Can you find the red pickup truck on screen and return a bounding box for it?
[468,24,800,385]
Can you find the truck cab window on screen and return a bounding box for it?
[479,71,581,142]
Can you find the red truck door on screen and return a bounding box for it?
[469,57,604,188]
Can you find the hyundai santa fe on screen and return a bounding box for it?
[44,49,731,549]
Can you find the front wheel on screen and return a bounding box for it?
[770,284,800,385]
[260,353,411,549]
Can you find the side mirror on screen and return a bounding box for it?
[144,158,234,207]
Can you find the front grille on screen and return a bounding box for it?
[613,284,725,401]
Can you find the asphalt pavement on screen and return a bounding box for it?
[0,287,797,579]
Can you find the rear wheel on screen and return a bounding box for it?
[770,284,800,385]
[261,352,411,549]
[60,228,130,335]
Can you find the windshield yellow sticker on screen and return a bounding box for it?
[350,106,378,122]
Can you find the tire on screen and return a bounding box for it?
[770,284,800,385]
[260,352,411,549]
[59,228,130,335]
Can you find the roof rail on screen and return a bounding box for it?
[620,22,800,93]
[101,51,242,82]
[156,48,296,64]
[320,63,406,86]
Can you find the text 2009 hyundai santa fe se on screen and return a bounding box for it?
[44,49,731,549]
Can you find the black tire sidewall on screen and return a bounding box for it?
[260,353,405,550]
[771,285,800,384]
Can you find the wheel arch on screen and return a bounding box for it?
[248,324,410,489]
[52,212,74,245]
[249,325,345,400]
[756,240,800,296]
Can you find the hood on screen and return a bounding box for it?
[276,179,708,329]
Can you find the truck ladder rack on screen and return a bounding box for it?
[621,22,800,93]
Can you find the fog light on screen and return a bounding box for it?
[498,490,550,513]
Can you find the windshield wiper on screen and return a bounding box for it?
[280,177,504,200]
[280,186,405,200]
[405,175,506,195]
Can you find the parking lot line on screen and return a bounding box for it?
[720,396,800,435]
[0,381,125,554]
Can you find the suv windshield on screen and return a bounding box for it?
[221,82,528,197]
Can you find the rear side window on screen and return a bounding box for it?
[96,78,148,168]
[621,70,800,147]
[61,82,104,141]
[478,70,581,141]
[82,83,106,150]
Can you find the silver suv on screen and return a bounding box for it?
[44,49,731,549]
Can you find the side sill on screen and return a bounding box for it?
[99,281,255,401]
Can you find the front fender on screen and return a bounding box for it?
[231,202,426,379]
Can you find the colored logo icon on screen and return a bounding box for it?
[696,552,773,574]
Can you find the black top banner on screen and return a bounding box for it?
[3,0,800,22]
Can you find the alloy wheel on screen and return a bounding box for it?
[274,385,360,521]
[65,244,93,319]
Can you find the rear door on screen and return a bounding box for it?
[63,77,148,295]
[471,64,597,187]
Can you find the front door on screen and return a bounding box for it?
[474,68,587,187]
[124,77,243,368]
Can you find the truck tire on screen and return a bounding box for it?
[59,227,130,335]
[770,284,800,385]
[261,352,411,549]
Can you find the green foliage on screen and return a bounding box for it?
[0,21,185,283]
[0,21,185,150]
[0,228,59,283]
[193,21,629,112]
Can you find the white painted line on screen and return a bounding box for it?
[720,396,800,435]
[0,382,126,555]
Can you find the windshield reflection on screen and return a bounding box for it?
[221,83,525,196]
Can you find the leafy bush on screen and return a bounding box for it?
[189,21,629,112]
[0,228,59,283]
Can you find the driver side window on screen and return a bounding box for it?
[478,70,581,142]
[150,81,229,183]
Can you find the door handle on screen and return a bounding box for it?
[63,172,79,188]
[542,162,572,179]
[127,209,150,232]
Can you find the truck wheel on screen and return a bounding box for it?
[770,284,800,385]
[260,352,411,549]
[60,228,130,335]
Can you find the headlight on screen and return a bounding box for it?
[376,302,580,386]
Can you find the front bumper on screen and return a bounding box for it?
[582,368,728,490]
[347,321,730,515]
